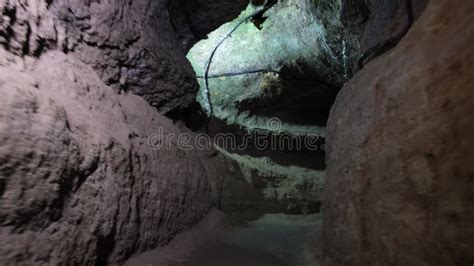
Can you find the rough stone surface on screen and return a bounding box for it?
[170,0,249,51]
[341,0,429,69]
[320,0,474,265]
[187,0,424,134]
[214,147,324,216]
[202,154,272,221]
[0,0,247,113]
[0,51,212,265]
[188,0,358,134]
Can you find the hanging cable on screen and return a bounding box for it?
[203,0,278,116]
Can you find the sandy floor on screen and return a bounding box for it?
[125,209,321,266]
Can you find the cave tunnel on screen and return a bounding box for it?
[0,0,473,265]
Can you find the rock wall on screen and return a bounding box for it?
[187,0,358,133]
[186,0,427,134]
[0,0,249,264]
[0,0,247,113]
[320,0,474,265]
[341,0,429,69]
[170,0,249,51]
[202,150,325,222]
[0,52,211,265]
[0,50,214,265]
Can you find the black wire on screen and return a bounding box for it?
[197,69,280,79]
[197,67,337,91]
[203,0,278,116]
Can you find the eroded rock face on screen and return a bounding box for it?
[0,51,213,265]
[341,0,428,69]
[203,149,324,221]
[186,0,426,220]
[320,0,474,265]
[0,0,195,113]
[187,0,358,134]
[0,1,251,264]
[170,0,249,51]
[0,0,247,113]
[187,0,426,134]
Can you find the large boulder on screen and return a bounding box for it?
[320,0,474,265]
[0,50,212,265]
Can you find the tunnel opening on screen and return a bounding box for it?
[182,0,354,219]
[162,0,431,265]
[166,1,352,265]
